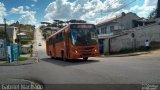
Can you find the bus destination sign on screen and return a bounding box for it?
[71,24,95,29]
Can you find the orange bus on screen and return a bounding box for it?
[46,23,99,60]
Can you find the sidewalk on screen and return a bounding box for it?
[109,52,150,57]
[0,52,39,66]
[100,51,150,57]
[0,34,39,66]
[101,48,160,57]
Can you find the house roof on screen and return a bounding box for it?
[96,12,138,27]
[133,19,156,23]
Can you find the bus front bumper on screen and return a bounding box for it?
[72,52,100,59]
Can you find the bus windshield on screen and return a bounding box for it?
[71,28,98,46]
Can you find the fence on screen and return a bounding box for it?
[0,39,5,59]
[0,39,20,61]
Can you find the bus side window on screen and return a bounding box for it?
[67,32,70,38]
[59,32,64,42]
[55,34,58,43]
[56,34,60,43]
[55,32,64,43]
[49,39,50,45]
[61,32,64,41]
[48,39,50,45]
[52,38,55,44]
[49,38,53,45]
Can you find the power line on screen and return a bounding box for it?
[99,0,137,16]
[100,0,128,16]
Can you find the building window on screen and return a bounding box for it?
[98,29,100,34]
[106,28,110,34]
[110,26,114,32]
[101,27,107,34]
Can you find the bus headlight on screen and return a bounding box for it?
[75,50,78,54]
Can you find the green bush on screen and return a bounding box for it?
[18,57,28,61]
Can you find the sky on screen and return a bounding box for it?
[0,0,158,26]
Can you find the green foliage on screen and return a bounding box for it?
[18,57,28,61]
[21,40,33,44]
[148,9,156,19]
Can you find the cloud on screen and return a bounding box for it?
[44,0,142,23]
[19,11,36,24]
[32,0,37,2]
[130,0,157,18]
[0,2,7,23]
[31,4,35,7]
[25,6,30,9]
[7,20,15,25]
[10,6,25,14]
[10,6,37,25]
[144,0,158,7]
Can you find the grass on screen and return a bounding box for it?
[18,57,28,61]
[0,61,7,64]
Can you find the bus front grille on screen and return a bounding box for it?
[81,53,92,57]
[78,47,94,50]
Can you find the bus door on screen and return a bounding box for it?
[65,31,70,59]
[52,38,56,57]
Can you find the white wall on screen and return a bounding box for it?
[109,23,160,52]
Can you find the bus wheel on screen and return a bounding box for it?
[83,57,88,61]
[50,52,54,59]
[61,51,66,61]
[51,56,54,59]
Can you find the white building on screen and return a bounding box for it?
[0,26,18,44]
[96,12,141,36]
[96,12,141,54]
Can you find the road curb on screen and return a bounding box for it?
[100,52,150,57]
[0,57,38,66]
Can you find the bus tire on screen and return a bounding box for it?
[61,51,66,61]
[51,56,54,59]
[83,57,88,61]
[50,51,54,59]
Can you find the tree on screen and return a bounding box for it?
[148,9,156,19]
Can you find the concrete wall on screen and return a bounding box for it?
[109,23,160,52]
[103,38,109,54]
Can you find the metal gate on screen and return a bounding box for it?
[11,44,19,61]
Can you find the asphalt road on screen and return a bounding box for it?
[31,29,160,84]
[0,29,160,90]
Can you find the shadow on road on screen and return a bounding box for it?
[40,58,99,67]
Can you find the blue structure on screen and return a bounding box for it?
[12,44,20,61]
[7,42,20,62]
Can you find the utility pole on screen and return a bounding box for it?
[3,18,8,61]
[16,21,20,57]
